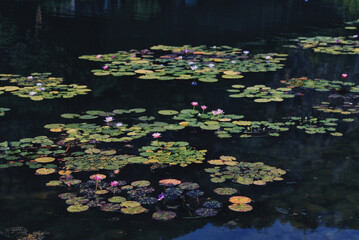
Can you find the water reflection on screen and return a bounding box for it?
[175,221,359,240]
[0,0,359,239]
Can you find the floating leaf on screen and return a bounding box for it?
[152,211,176,221]
[213,187,238,196]
[35,168,56,175]
[229,196,252,204]
[228,203,253,212]
[121,206,147,215]
[67,204,89,213]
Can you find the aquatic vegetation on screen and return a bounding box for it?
[79,45,287,81]
[228,84,295,102]
[206,157,286,186]
[0,136,64,169]
[0,226,48,240]
[287,36,359,55]
[0,107,10,116]
[52,174,252,219]
[152,211,177,221]
[138,141,207,167]
[289,116,342,135]
[228,203,253,212]
[0,73,91,101]
[280,77,356,92]
[314,101,359,115]
[63,149,133,171]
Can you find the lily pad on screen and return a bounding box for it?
[152,211,176,221]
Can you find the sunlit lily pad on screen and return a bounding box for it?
[159,179,181,186]
[34,157,55,163]
[229,196,252,204]
[35,168,56,175]
[228,203,253,212]
[120,201,141,208]
[67,204,89,213]
[121,206,147,215]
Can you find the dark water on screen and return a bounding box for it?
[1,0,359,239]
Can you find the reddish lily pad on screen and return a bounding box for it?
[152,211,176,221]
[159,179,181,186]
[213,187,238,196]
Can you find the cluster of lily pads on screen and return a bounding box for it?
[0,73,91,101]
[0,226,48,240]
[227,84,294,102]
[138,141,206,167]
[204,155,286,185]
[0,136,64,170]
[288,36,359,55]
[280,77,356,92]
[48,174,253,220]
[314,101,359,116]
[79,45,287,81]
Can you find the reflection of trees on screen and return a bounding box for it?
[324,0,359,21]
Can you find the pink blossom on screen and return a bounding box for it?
[96,55,102,59]
[191,102,198,106]
[152,132,161,138]
[201,105,207,110]
[110,181,119,187]
[103,65,109,70]
[212,110,218,115]
[217,109,224,114]
[342,73,348,78]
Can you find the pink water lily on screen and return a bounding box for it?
[342,73,348,78]
[116,122,123,127]
[201,105,207,114]
[152,132,161,138]
[217,109,224,114]
[103,65,109,70]
[90,174,106,191]
[110,181,119,187]
[192,102,198,106]
[96,54,102,59]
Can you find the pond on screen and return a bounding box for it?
[1,0,359,239]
